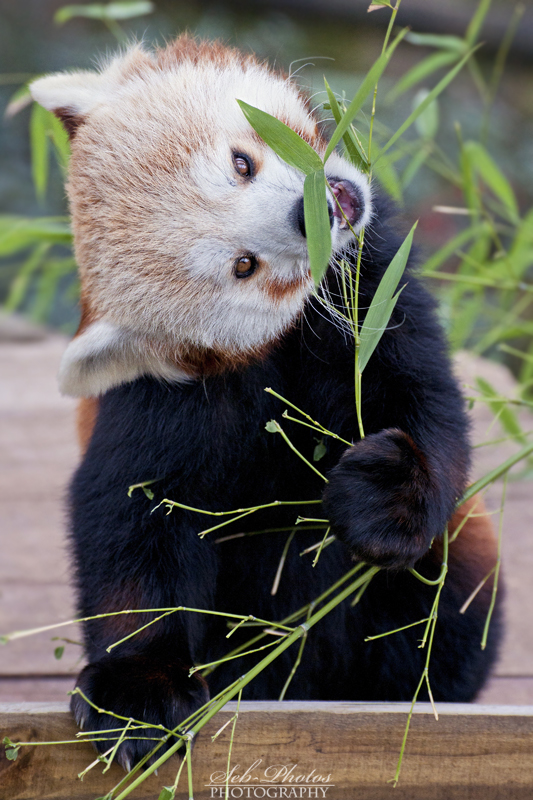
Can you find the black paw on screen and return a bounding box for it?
[323,429,446,569]
[70,654,209,770]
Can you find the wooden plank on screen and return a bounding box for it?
[2,675,533,705]
[1,702,533,800]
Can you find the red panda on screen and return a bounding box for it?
[30,35,500,771]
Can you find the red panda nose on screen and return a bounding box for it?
[293,196,334,238]
[329,179,363,229]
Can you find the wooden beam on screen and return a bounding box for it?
[2,702,533,799]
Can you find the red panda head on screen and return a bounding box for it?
[30,36,372,397]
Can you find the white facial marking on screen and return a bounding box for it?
[31,40,372,396]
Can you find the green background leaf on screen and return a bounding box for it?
[237,100,322,175]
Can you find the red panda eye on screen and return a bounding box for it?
[234,254,258,278]
[233,153,253,177]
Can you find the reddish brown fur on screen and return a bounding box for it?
[262,273,311,303]
[55,107,85,139]
[155,34,260,72]
[155,35,326,150]
[430,495,498,610]
[173,340,277,377]
[76,397,99,453]
[95,583,153,644]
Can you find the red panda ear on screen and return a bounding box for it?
[29,71,97,138]
[58,321,189,397]
[29,46,154,139]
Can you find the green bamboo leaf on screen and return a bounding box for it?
[101,1,154,18]
[373,146,403,203]
[382,47,478,154]
[237,100,322,175]
[324,27,408,162]
[460,141,481,215]
[508,209,533,278]
[55,4,107,23]
[55,1,153,24]
[463,440,533,504]
[5,746,19,761]
[466,0,493,46]
[447,295,485,349]
[358,223,417,372]
[402,147,430,190]
[387,51,459,102]
[30,103,49,202]
[324,80,368,172]
[158,789,175,800]
[5,83,33,117]
[405,33,467,52]
[4,243,51,312]
[313,440,327,462]
[413,89,439,141]
[476,377,526,445]
[31,257,78,322]
[48,112,71,171]
[303,170,332,286]
[463,140,519,221]
[0,217,72,257]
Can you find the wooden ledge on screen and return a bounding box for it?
[1,701,533,799]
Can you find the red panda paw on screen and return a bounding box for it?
[70,654,209,770]
[322,429,448,569]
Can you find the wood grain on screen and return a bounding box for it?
[1,702,533,800]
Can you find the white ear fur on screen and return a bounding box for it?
[29,46,151,118]
[30,71,112,117]
[59,321,190,397]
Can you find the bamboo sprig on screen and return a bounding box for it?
[110,566,380,800]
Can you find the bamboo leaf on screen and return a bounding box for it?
[157,789,174,800]
[237,100,322,175]
[358,223,417,372]
[463,140,519,221]
[3,243,51,312]
[382,47,478,154]
[476,377,526,445]
[402,147,430,189]
[324,80,368,172]
[373,145,403,203]
[508,209,533,278]
[304,169,332,286]
[55,1,154,24]
[324,27,408,162]
[387,51,459,102]
[463,440,533,504]
[48,111,71,171]
[313,440,327,462]
[30,103,49,202]
[413,89,439,141]
[460,140,481,215]
[405,33,467,53]
[5,83,33,117]
[101,1,154,18]
[0,216,72,257]
[466,0,493,46]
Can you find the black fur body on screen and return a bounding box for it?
[70,204,501,766]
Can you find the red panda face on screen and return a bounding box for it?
[30,37,372,397]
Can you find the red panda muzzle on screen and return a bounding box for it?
[330,179,363,229]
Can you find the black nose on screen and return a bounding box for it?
[293,197,334,238]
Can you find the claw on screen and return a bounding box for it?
[118,753,132,773]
